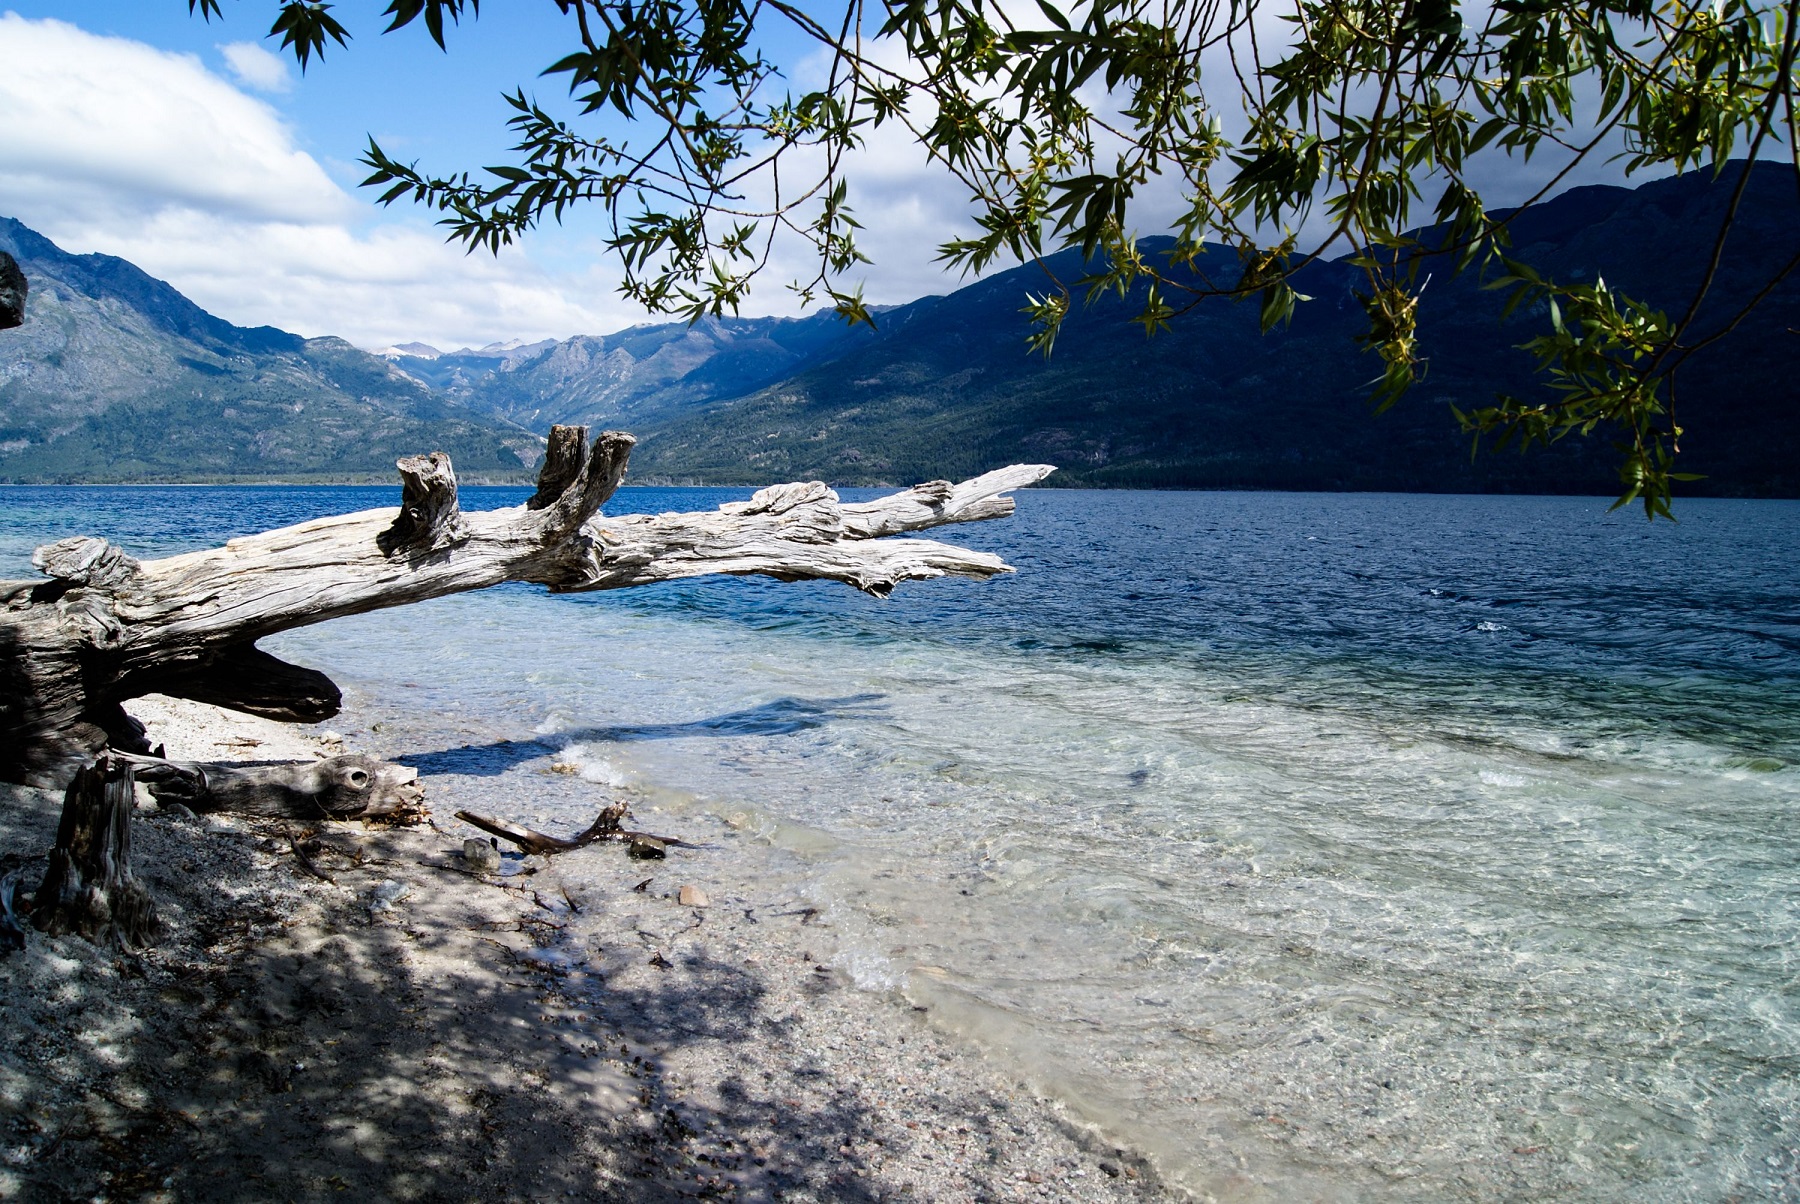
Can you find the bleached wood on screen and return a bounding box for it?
[0,427,1054,787]
[125,752,426,822]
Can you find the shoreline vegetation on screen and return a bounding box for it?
[0,695,1171,1202]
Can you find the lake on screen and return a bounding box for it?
[3,484,1796,1201]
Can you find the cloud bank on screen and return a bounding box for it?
[0,14,647,348]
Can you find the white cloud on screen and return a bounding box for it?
[219,40,293,94]
[754,123,989,308]
[0,15,345,224]
[0,14,643,348]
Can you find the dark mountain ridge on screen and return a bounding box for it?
[2,163,1794,493]
[622,162,1799,495]
[0,219,540,483]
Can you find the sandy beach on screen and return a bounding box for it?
[0,696,1176,1203]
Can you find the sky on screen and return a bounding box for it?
[0,2,988,349]
[0,2,1649,350]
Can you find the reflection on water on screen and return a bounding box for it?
[2,485,1796,1201]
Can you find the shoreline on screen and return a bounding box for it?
[0,697,1175,1203]
[2,480,1752,501]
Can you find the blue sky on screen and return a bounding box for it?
[0,2,965,347]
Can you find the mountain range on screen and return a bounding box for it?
[1,161,1795,494]
[621,162,1800,494]
[0,218,542,483]
[372,312,878,435]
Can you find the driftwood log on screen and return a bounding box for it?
[0,426,1053,789]
[455,804,694,857]
[124,752,427,822]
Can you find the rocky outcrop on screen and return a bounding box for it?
[0,251,23,330]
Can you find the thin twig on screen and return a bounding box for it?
[281,823,334,883]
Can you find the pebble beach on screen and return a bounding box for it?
[0,694,1176,1203]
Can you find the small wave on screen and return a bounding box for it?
[556,743,633,787]
[841,948,905,991]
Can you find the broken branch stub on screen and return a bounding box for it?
[377,452,466,556]
[31,755,162,948]
[0,424,1054,788]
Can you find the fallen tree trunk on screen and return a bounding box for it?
[0,426,1053,788]
[123,752,427,822]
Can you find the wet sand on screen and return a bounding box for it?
[0,697,1178,1203]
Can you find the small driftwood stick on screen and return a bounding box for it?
[455,804,695,856]
[31,755,162,948]
[455,811,584,856]
[281,823,335,881]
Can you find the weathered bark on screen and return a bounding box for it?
[31,755,161,948]
[129,753,426,822]
[0,426,1053,788]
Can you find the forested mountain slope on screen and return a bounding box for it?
[626,162,1800,495]
[0,219,540,482]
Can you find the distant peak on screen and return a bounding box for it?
[376,342,444,360]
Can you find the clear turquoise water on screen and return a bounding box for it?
[3,485,1796,1200]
